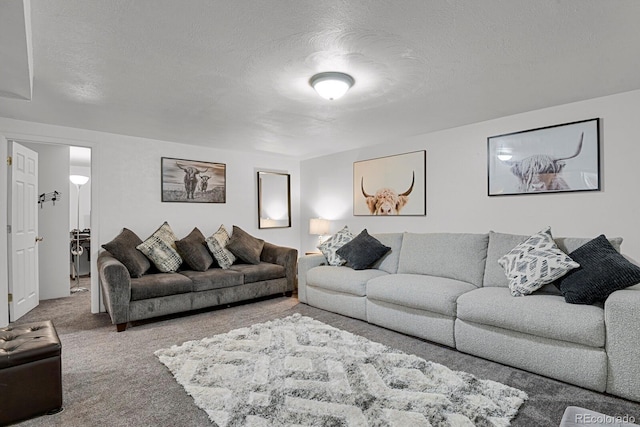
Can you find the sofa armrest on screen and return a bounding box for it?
[297,254,327,303]
[605,284,640,401]
[98,251,132,327]
[261,242,298,292]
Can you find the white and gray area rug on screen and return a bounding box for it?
[155,314,528,426]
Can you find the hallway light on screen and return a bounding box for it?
[69,175,89,186]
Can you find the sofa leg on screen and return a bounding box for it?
[284,291,293,297]
[116,323,127,332]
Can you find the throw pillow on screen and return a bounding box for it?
[226,226,264,265]
[205,225,236,269]
[498,227,579,297]
[137,236,183,273]
[557,234,640,304]
[317,225,354,266]
[175,227,214,271]
[101,228,151,278]
[151,221,179,250]
[336,229,391,270]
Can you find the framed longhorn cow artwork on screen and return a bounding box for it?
[488,118,600,196]
[161,157,226,203]
[353,150,426,216]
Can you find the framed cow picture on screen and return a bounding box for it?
[487,118,600,196]
[353,150,426,216]
[161,157,226,203]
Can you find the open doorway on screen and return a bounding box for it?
[15,142,92,306]
[5,138,97,324]
[69,147,91,293]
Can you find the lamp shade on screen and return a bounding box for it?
[69,175,89,186]
[309,218,330,236]
[309,72,355,100]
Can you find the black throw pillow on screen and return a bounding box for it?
[226,226,265,265]
[557,234,640,304]
[101,228,151,278]
[175,227,215,271]
[335,229,391,270]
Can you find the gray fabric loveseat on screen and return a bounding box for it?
[99,224,297,332]
[298,230,640,403]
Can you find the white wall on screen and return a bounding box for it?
[23,142,70,300]
[97,137,300,248]
[300,89,640,261]
[0,118,301,315]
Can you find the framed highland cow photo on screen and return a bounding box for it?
[353,150,426,216]
[161,157,226,203]
[488,118,600,196]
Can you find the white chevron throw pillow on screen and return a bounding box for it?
[318,226,354,266]
[498,227,579,296]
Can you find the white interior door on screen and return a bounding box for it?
[8,141,39,321]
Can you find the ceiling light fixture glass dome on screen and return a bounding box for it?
[309,72,355,100]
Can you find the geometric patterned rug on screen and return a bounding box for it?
[155,314,528,426]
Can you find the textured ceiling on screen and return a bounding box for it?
[1,1,640,159]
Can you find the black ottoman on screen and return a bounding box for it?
[0,320,62,425]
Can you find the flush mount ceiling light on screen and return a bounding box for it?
[309,72,355,100]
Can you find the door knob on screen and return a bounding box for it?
[35,236,44,242]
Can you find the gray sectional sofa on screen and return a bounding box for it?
[99,242,297,331]
[297,231,640,403]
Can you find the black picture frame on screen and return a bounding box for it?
[257,171,291,229]
[161,157,226,203]
[488,118,600,196]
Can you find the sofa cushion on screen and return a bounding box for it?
[483,231,529,288]
[101,228,150,278]
[227,226,264,265]
[175,227,214,272]
[498,227,579,297]
[397,233,489,287]
[137,236,182,273]
[336,229,391,270]
[317,226,354,266]
[205,225,236,269]
[180,269,244,292]
[230,262,286,283]
[306,265,387,296]
[370,233,404,274]
[558,235,640,304]
[130,273,193,300]
[456,287,605,348]
[367,274,476,317]
[484,231,624,288]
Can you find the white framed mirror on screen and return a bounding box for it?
[257,171,291,229]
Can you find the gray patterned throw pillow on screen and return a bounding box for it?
[205,225,236,269]
[318,225,354,266]
[498,227,579,296]
[151,221,179,250]
[137,236,183,273]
